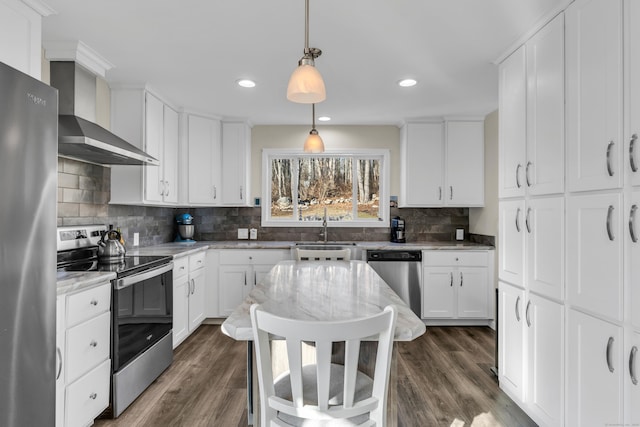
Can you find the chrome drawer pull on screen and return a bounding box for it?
[606,337,615,373]
[459,272,463,287]
[607,141,615,177]
[449,272,453,287]
[438,186,442,200]
[630,205,638,243]
[630,346,638,385]
[631,134,638,173]
[450,186,453,200]
[516,164,522,188]
[515,296,521,322]
[607,205,615,241]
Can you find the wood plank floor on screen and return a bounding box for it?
[94,325,536,427]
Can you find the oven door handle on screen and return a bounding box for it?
[115,262,174,289]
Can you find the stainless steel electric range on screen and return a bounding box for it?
[57,225,174,418]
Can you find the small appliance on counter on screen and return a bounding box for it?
[390,216,406,243]
[175,213,195,242]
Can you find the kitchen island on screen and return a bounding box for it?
[221,260,426,426]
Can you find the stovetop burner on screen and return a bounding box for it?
[57,253,172,278]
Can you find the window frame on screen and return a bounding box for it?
[261,148,390,228]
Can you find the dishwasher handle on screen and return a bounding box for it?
[366,250,422,262]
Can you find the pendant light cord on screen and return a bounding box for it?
[304,0,310,53]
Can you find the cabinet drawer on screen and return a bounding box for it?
[189,251,206,270]
[66,311,110,384]
[173,256,189,279]
[65,359,110,427]
[423,251,488,267]
[219,249,289,265]
[66,282,111,327]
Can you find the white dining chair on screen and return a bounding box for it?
[250,304,397,427]
[294,248,351,261]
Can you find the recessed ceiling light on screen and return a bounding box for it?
[398,78,417,87]
[318,116,331,122]
[237,79,256,88]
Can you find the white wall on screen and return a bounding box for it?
[469,110,498,237]
[250,125,401,202]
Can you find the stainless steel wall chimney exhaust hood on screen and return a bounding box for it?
[50,61,159,166]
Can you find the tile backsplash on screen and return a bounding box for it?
[57,157,482,247]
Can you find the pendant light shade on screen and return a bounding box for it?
[304,104,324,153]
[287,0,326,104]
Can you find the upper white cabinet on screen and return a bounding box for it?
[566,0,623,192]
[400,120,484,207]
[183,116,251,206]
[110,89,179,206]
[499,13,564,199]
[627,0,640,188]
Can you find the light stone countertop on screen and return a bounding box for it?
[56,271,116,296]
[221,260,427,342]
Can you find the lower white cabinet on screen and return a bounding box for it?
[567,309,623,427]
[630,331,640,425]
[56,282,111,427]
[172,251,206,348]
[498,281,526,402]
[217,249,290,317]
[422,250,492,320]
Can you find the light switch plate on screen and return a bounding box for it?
[238,228,249,239]
[249,228,257,240]
[133,232,140,246]
[456,229,464,241]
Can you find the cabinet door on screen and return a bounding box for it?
[499,46,527,198]
[254,264,274,287]
[162,105,179,203]
[221,122,250,205]
[630,331,640,426]
[422,267,455,318]
[0,0,42,78]
[172,275,189,348]
[144,93,164,203]
[445,121,484,206]
[400,122,444,206]
[526,294,563,427]
[526,197,564,300]
[456,267,488,318]
[188,267,206,332]
[627,0,640,188]
[218,265,251,316]
[498,200,525,285]
[56,296,66,427]
[631,190,640,329]
[188,115,221,204]
[566,0,623,192]
[526,13,565,196]
[498,281,526,402]
[567,309,623,427]
[567,192,623,321]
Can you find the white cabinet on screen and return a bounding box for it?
[110,89,179,205]
[499,13,565,199]
[217,249,290,316]
[400,120,484,207]
[56,282,111,427]
[630,330,640,425]
[221,122,251,205]
[422,251,491,320]
[628,0,640,188]
[566,0,623,192]
[567,192,623,321]
[498,199,525,285]
[0,0,46,79]
[498,281,526,402]
[631,190,640,329]
[567,309,623,427]
[172,251,206,348]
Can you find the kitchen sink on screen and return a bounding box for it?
[293,242,363,260]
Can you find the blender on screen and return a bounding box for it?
[175,213,195,242]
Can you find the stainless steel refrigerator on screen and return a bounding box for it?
[0,61,58,426]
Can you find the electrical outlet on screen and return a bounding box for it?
[249,228,257,240]
[133,232,140,246]
[456,229,464,241]
[238,228,249,239]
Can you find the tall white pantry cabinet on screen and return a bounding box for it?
[498,1,640,425]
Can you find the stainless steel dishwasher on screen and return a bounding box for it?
[366,250,422,317]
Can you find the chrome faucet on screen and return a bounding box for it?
[320,207,328,242]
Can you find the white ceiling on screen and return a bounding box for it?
[41,0,567,126]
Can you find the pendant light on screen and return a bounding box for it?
[287,0,326,104]
[303,104,325,153]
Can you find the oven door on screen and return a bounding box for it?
[112,263,173,372]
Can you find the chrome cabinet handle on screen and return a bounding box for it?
[449,272,453,287]
[631,134,638,173]
[191,278,196,295]
[439,187,442,200]
[244,272,247,286]
[607,337,615,373]
[525,208,532,234]
[525,161,532,187]
[516,164,522,188]
[159,180,164,196]
[607,141,615,177]
[515,296,521,322]
[213,186,217,200]
[459,272,463,287]
[240,185,243,200]
[165,181,170,197]
[525,300,532,327]
[450,186,453,200]
[89,340,97,348]
[515,208,521,232]
[630,205,638,243]
[607,205,615,241]
[630,346,638,385]
[90,299,98,306]
[56,347,62,380]
[89,393,97,400]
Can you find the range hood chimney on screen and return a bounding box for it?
[50,61,158,166]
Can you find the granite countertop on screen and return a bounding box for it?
[221,260,427,342]
[57,271,116,296]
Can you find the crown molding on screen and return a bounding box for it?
[43,40,114,78]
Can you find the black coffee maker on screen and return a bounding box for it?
[390,216,406,243]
